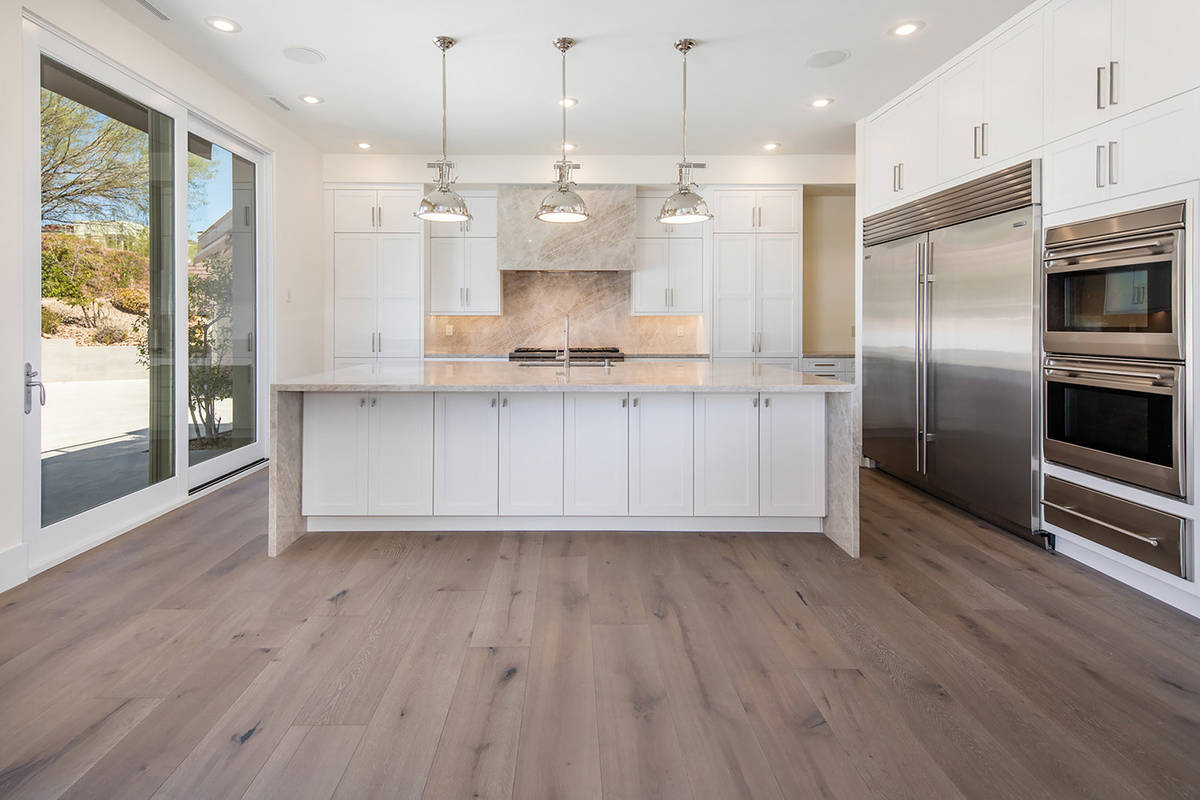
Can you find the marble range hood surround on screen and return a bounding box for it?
[497,184,636,271]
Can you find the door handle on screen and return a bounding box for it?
[501,397,508,407]
[897,162,904,191]
[1095,144,1107,188]
[752,397,759,407]
[360,397,367,407]
[1096,65,1107,109]
[892,164,899,192]
[632,397,639,407]
[377,205,383,228]
[1108,140,1119,185]
[371,397,377,407]
[763,397,771,407]
[371,206,376,228]
[621,397,628,408]
[980,122,988,157]
[490,397,497,408]
[1109,61,1119,105]
[665,287,670,308]
[973,125,981,159]
[24,362,45,414]
[1041,501,1159,547]
[459,287,466,307]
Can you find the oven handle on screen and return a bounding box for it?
[1044,365,1170,381]
[1040,500,1160,547]
[1045,235,1168,264]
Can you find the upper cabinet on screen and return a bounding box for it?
[428,191,499,238]
[426,191,501,316]
[711,189,801,234]
[865,85,938,214]
[632,194,705,316]
[1045,0,1200,143]
[333,188,422,233]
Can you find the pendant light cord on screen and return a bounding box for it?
[560,50,568,168]
[441,48,448,163]
[681,50,688,164]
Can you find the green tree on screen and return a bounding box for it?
[41,233,146,327]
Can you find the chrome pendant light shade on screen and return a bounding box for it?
[536,37,589,224]
[658,39,712,225]
[416,36,471,223]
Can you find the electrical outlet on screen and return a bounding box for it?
[444,323,455,336]
[676,325,685,337]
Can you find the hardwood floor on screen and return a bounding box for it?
[1,468,1198,799]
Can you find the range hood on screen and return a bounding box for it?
[497,184,635,271]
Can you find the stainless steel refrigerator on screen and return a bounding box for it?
[862,161,1043,543]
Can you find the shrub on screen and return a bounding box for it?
[93,321,128,345]
[41,307,61,335]
[112,287,149,314]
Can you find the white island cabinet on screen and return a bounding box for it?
[274,360,859,559]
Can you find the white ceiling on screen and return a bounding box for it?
[104,0,1029,156]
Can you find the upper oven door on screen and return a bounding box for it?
[1044,229,1184,360]
[1043,357,1185,496]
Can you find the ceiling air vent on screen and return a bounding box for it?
[268,96,291,111]
[134,0,170,21]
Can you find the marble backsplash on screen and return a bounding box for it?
[497,184,636,271]
[425,270,706,355]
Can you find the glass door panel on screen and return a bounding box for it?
[38,56,175,527]
[186,134,257,469]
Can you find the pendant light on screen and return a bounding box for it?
[415,36,471,223]
[658,38,712,225]
[535,37,589,223]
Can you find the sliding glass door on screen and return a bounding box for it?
[23,22,268,567]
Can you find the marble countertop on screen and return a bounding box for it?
[803,352,856,359]
[423,353,711,360]
[274,359,854,393]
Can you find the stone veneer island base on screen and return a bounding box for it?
[269,360,858,558]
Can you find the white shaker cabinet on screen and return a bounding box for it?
[694,393,760,516]
[302,393,371,516]
[563,393,629,516]
[1117,0,1200,119]
[334,188,421,233]
[499,392,564,516]
[712,222,801,359]
[428,237,501,315]
[711,189,800,234]
[369,393,434,515]
[759,394,826,517]
[865,85,938,213]
[632,237,703,315]
[427,191,499,238]
[434,393,499,515]
[629,393,693,516]
[333,232,421,360]
[376,234,422,357]
[1044,0,1115,143]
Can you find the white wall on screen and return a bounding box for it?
[323,153,855,185]
[0,0,325,563]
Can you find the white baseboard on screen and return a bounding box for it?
[307,515,823,533]
[1053,533,1200,619]
[0,543,29,595]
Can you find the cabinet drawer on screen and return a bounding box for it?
[1043,477,1187,579]
[802,357,853,372]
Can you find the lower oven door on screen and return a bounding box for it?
[1043,357,1185,496]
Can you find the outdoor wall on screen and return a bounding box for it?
[0,0,325,580]
[802,185,856,354]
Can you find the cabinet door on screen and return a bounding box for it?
[1045,0,1113,142]
[757,235,800,358]
[376,189,422,233]
[712,234,757,357]
[632,239,670,314]
[499,392,564,515]
[464,194,499,237]
[563,393,628,515]
[428,237,465,314]
[333,190,378,233]
[1115,0,1200,118]
[668,237,704,314]
[986,12,1045,162]
[759,394,826,516]
[693,393,759,516]
[333,233,378,358]
[302,393,369,515]
[465,238,501,314]
[755,190,801,233]
[427,218,466,239]
[938,53,988,181]
[635,195,669,237]
[377,234,421,357]
[711,191,757,233]
[434,393,499,515]
[1110,90,1200,200]
[369,393,433,515]
[893,85,939,199]
[866,108,902,213]
[629,393,693,516]
[1043,129,1111,212]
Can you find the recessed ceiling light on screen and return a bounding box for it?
[763,142,781,152]
[890,20,925,37]
[357,142,372,150]
[284,46,327,64]
[806,50,850,69]
[563,142,577,152]
[299,95,324,105]
[559,97,579,108]
[811,97,834,108]
[205,16,241,33]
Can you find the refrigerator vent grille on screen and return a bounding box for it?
[863,160,1039,247]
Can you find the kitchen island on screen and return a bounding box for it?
[270,360,858,557]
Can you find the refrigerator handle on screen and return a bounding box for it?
[922,242,934,474]
[915,240,924,474]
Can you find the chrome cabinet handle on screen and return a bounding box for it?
[665,287,670,307]
[1045,365,1168,381]
[24,362,45,414]
[1041,500,1159,547]
[1109,60,1119,105]
[669,288,675,307]
[1095,144,1106,188]
[501,397,508,407]
[377,205,383,228]
[1096,65,1107,109]
[980,122,988,156]
[371,397,377,407]
[465,287,470,307]
[973,125,981,159]
[459,287,465,307]
[764,397,771,408]
[897,162,904,191]
[892,164,899,192]
[371,206,376,228]
[490,397,497,408]
[1108,140,1119,184]
[632,397,639,407]
[752,397,759,407]
[360,397,367,407]
[621,397,628,408]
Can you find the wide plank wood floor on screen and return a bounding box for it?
[1,468,1198,799]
